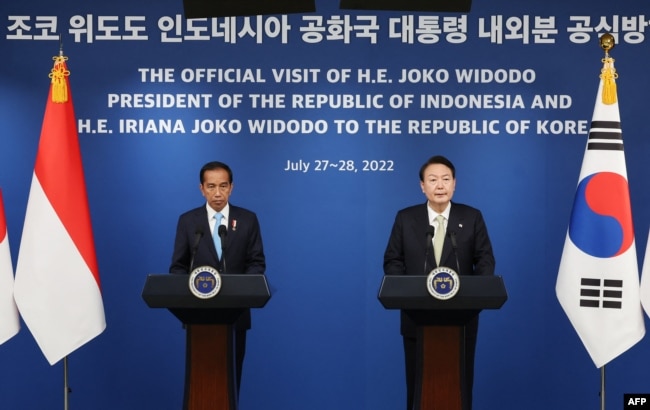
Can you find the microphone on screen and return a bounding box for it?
[218,225,227,273]
[218,225,227,248]
[447,230,461,275]
[424,225,435,275]
[189,229,203,272]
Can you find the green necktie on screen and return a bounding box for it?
[434,215,445,266]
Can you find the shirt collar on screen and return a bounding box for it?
[206,202,230,222]
[427,201,451,224]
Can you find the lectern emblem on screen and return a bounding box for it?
[426,267,460,300]
[189,265,222,299]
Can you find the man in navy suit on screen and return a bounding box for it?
[169,160,266,397]
[384,155,495,410]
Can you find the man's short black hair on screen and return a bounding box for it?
[200,161,233,184]
[419,155,455,181]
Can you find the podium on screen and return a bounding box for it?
[142,274,271,410]
[378,275,507,410]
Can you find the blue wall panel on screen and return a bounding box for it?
[2,0,650,409]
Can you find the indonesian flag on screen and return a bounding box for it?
[556,56,645,368]
[13,54,106,365]
[0,189,20,344]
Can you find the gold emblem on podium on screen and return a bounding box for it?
[189,265,222,299]
[426,267,460,300]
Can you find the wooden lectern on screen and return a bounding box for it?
[378,275,507,410]
[142,274,271,410]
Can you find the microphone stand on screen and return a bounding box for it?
[448,231,461,275]
[218,225,227,274]
[189,230,203,272]
[221,245,227,274]
[424,225,435,275]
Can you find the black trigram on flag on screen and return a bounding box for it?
[580,278,623,309]
[586,120,623,151]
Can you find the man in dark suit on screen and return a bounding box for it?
[169,160,266,397]
[383,155,495,410]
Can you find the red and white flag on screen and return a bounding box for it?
[556,55,645,368]
[13,54,105,365]
[0,189,20,344]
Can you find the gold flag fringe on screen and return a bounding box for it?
[49,55,70,103]
[600,56,617,105]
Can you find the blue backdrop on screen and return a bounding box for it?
[2,0,650,409]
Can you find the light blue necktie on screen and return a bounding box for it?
[213,213,223,259]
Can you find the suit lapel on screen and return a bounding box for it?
[410,203,435,273]
[442,205,464,269]
[198,207,220,263]
[226,205,238,244]
[223,205,243,261]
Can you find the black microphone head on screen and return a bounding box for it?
[218,224,227,238]
[426,225,435,236]
[195,228,204,237]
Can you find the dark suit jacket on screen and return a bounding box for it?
[383,201,495,336]
[169,203,266,329]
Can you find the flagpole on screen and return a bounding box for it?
[64,356,69,410]
[597,33,613,410]
[600,366,605,410]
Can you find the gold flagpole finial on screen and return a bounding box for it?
[600,32,615,56]
[49,34,70,103]
[599,33,617,105]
